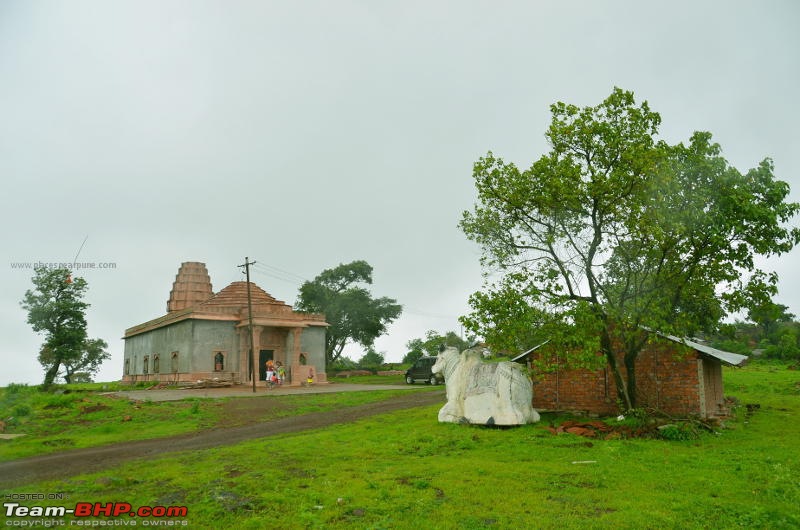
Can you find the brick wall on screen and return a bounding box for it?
[530,341,718,417]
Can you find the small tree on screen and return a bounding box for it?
[296,260,402,365]
[357,347,386,372]
[402,340,425,364]
[404,330,471,362]
[748,301,795,344]
[38,337,110,384]
[21,267,110,389]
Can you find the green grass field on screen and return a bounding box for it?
[0,384,425,461]
[2,364,798,529]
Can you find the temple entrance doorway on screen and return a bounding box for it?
[259,350,274,381]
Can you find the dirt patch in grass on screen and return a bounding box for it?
[80,404,111,415]
[213,397,297,428]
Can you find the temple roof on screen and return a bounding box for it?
[125,263,326,338]
[198,281,282,309]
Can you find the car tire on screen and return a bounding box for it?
[405,375,414,385]
[429,375,438,385]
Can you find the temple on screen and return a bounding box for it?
[122,262,328,385]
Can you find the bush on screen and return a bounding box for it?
[763,334,800,360]
[5,383,30,395]
[658,422,700,441]
[329,356,358,372]
[37,393,80,409]
[12,404,32,417]
[357,348,385,372]
[711,339,752,356]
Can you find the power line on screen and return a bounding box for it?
[255,262,309,282]
[253,267,303,286]
[251,262,309,286]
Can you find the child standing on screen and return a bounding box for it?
[276,361,286,385]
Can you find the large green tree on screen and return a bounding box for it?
[460,88,799,410]
[295,260,402,365]
[21,267,110,389]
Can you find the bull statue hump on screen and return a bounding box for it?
[432,346,540,426]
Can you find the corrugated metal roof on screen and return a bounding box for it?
[512,333,748,367]
[511,340,550,363]
[657,333,748,367]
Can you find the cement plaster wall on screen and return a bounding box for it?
[123,319,193,375]
[191,320,239,372]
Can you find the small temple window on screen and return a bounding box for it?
[124,359,130,375]
[299,353,307,366]
[214,352,225,371]
[143,355,149,375]
[153,354,160,374]
[171,352,179,373]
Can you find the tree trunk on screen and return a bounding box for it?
[624,352,638,409]
[42,362,61,390]
[600,327,633,411]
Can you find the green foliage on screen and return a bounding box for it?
[401,345,423,364]
[404,330,472,362]
[20,267,110,389]
[658,422,700,441]
[356,347,385,371]
[328,355,358,372]
[763,332,800,360]
[460,87,800,410]
[4,383,30,396]
[295,260,402,365]
[748,301,795,343]
[11,403,32,417]
[39,392,81,409]
[710,339,752,356]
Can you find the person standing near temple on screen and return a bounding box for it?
[265,359,275,388]
[276,361,286,385]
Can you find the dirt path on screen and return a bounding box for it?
[0,390,444,488]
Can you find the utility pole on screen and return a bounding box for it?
[239,257,257,393]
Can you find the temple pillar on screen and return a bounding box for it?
[237,327,248,382]
[238,325,263,383]
[289,327,306,386]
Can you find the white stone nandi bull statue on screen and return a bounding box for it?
[432,346,540,426]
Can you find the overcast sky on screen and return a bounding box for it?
[1,1,798,386]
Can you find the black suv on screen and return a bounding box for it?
[405,356,444,385]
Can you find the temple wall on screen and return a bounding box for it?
[123,320,193,377]
[192,320,239,375]
[301,326,327,374]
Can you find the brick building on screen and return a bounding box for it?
[517,334,747,418]
[123,262,328,386]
